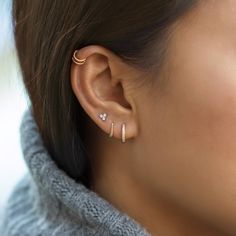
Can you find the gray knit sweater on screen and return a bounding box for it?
[0,107,151,236]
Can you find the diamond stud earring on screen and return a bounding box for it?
[99,113,108,121]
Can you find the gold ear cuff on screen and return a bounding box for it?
[72,50,86,65]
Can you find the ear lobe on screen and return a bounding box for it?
[70,45,139,142]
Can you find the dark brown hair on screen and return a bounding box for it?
[12,0,197,188]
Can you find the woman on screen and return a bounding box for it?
[1,0,236,235]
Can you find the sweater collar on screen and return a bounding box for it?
[19,106,151,236]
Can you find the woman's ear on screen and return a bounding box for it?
[70,45,139,143]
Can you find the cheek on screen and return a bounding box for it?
[137,45,236,232]
[168,53,236,160]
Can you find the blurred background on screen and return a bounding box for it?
[0,0,29,212]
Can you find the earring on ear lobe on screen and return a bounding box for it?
[72,50,87,65]
[109,122,114,138]
[121,123,126,143]
[99,113,108,121]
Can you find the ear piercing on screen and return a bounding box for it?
[110,121,126,143]
[121,123,126,143]
[109,122,114,138]
[98,113,126,143]
[99,113,108,121]
[72,50,86,65]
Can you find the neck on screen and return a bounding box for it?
[88,144,228,236]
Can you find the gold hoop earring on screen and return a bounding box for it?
[109,122,114,138]
[72,50,86,65]
[121,123,126,143]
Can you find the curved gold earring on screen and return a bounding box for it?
[109,122,114,138]
[121,123,126,143]
[72,50,86,65]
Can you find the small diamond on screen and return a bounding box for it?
[99,113,108,121]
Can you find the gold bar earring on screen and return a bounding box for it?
[121,123,126,143]
[109,122,114,138]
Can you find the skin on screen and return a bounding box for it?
[70,1,236,235]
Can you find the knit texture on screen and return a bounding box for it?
[0,106,151,236]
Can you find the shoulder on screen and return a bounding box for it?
[0,173,102,236]
[0,174,78,236]
[0,173,33,236]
